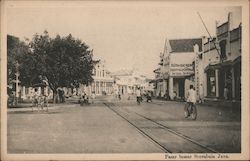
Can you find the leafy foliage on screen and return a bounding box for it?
[8,31,97,93]
[7,35,30,87]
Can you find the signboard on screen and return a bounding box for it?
[169,53,195,77]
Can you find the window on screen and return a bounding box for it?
[207,69,216,97]
[219,40,227,60]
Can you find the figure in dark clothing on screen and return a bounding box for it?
[58,88,64,103]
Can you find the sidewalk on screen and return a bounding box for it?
[152,97,241,111]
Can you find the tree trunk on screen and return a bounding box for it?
[53,90,58,104]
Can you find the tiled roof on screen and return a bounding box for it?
[169,38,202,53]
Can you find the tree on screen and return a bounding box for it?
[18,31,97,101]
[7,35,30,94]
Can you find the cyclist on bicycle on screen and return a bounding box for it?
[185,85,196,118]
[136,87,141,105]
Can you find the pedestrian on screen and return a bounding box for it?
[8,92,15,107]
[173,91,177,100]
[127,87,131,100]
[118,91,121,100]
[185,85,197,118]
[224,85,229,100]
[136,87,141,104]
[146,91,152,102]
[32,88,39,111]
[91,91,96,104]
[61,88,65,103]
[58,87,65,103]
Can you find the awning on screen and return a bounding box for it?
[204,60,232,72]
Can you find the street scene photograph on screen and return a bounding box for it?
[3,0,245,157]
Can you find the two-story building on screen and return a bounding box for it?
[202,13,241,103]
[81,60,114,96]
[154,38,202,100]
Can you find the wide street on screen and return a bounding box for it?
[7,95,241,153]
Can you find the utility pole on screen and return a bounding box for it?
[197,12,221,61]
[15,61,20,105]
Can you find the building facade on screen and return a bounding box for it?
[201,13,241,102]
[80,60,114,96]
[111,69,148,95]
[153,12,241,104]
[154,38,203,100]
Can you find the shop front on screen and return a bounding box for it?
[204,59,240,101]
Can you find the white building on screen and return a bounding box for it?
[111,69,148,95]
[80,60,114,96]
[154,38,203,100]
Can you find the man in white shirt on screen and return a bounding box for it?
[185,85,196,118]
[186,85,196,104]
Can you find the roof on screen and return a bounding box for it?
[169,38,202,53]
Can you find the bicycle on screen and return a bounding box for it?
[136,96,142,105]
[184,102,197,120]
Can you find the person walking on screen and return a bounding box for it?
[32,88,39,111]
[91,91,96,104]
[136,87,141,105]
[127,87,131,100]
[185,85,197,119]
[224,85,229,100]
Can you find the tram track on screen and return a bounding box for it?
[103,102,172,153]
[104,102,219,153]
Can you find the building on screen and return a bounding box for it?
[13,60,114,102]
[154,38,203,100]
[201,13,241,103]
[80,60,114,96]
[111,69,148,95]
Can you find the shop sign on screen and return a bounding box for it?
[169,53,195,77]
[170,63,194,76]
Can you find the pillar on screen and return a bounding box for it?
[99,81,102,95]
[21,86,26,99]
[204,72,207,97]
[169,77,173,99]
[95,81,97,94]
[215,69,219,97]
[163,79,167,95]
[231,67,235,99]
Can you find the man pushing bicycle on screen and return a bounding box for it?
[184,85,197,120]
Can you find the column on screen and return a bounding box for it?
[169,77,173,99]
[204,72,207,97]
[231,68,235,99]
[163,79,167,95]
[21,86,26,99]
[99,81,101,95]
[215,69,219,97]
[38,87,41,95]
[95,81,97,94]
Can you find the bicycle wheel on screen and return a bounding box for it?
[191,105,197,120]
[184,103,189,118]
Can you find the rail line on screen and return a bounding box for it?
[104,102,219,153]
[103,102,172,153]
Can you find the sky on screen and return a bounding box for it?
[6,1,242,79]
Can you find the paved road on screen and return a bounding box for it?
[7,95,241,153]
